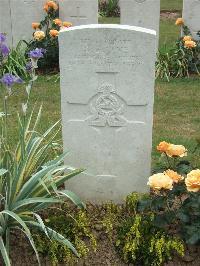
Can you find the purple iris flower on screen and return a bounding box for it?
[0,33,6,43]
[28,48,46,59]
[25,62,33,73]
[0,43,10,57]
[0,73,23,87]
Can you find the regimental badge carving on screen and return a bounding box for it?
[88,83,127,127]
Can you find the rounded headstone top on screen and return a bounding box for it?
[60,24,156,36]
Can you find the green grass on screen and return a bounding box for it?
[1,75,200,168]
[160,0,183,11]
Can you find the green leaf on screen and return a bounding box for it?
[58,190,85,209]
[26,221,79,257]
[0,169,8,176]
[0,237,11,266]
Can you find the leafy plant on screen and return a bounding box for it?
[0,42,85,265]
[26,0,70,71]
[99,0,120,17]
[156,25,200,81]
[116,194,184,266]
[34,207,97,265]
[139,141,200,246]
[2,41,29,80]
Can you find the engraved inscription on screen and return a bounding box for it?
[88,83,126,127]
[135,0,146,3]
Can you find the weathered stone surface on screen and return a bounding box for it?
[183,0,200,40]
[10,0,46,46]
[59,0,98,26]
[120,0,160,44]
[59,24,156,203]
[0,0,13,47]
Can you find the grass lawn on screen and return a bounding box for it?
[161,0,183,11]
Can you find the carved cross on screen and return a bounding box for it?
[70,6,87,24]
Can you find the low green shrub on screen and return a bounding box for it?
[116,193,184,266]
[33,207,97,265]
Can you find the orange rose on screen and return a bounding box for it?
[44,3,49,12]
[53,18,62,26]
[32,22,40,30]
[184,40,197,48]
[166,144,187,158]
[164,170,184,183]
[175,18,184,26]
[185,169,200,192]
[63,21,73,28]
[157,141,170,153]
[183,36,192,42]
[49,29,59,37]
[147,173,173,191]
[44,1,58,12]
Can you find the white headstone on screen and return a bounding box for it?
[59,0,98,26]
[120,0,160,45]
[183,0,200,40]
[0,0,13,47]
[59,24,156,203]
[8,0,46,47]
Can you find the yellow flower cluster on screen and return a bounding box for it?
[148,170,184,191]
[33,31,45,41]
[175,18,184,26]
[157,141,187,157]
[185,169,200,192]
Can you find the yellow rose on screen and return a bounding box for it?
[32,22,40,30]
[183,36,192,42]
[147,173,173,191]
[175,18,184,26]
[185,169,200,192]
[164,170,184,183]
[184,40,197,48]
[157,141,170,153]
[166,144,187,158]
[53,18,62,26]
[63,21,73,28]
[33,31,45,41]
[49,29,59,37]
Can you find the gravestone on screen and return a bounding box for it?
[59,24,156,203]
[183,0,200,40]
[120,0,160,44]
[6,0,46,47]
[0,0,13,47]
[59,0,98,26]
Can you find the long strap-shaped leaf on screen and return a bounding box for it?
[0,237,11,266]
[58,190,85,209]
[10,197,61,212]
[26,221,79,257]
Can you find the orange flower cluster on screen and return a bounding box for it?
[44,1,58,12]
[49,29,59,37]
[32,22,40,30]
[175,18,184,26]
[157,141,187,158]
